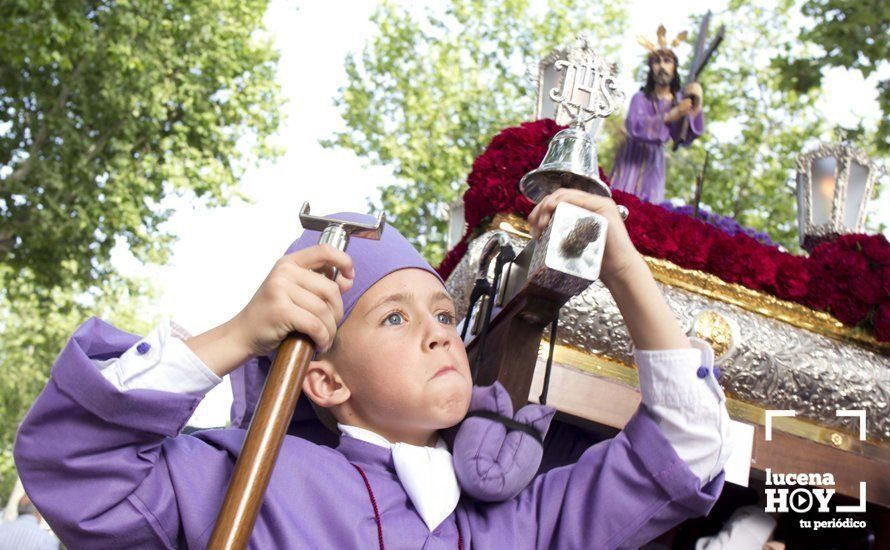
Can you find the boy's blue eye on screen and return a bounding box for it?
[382,312,405,326]
[382,311,455,326]
[437,312,456,325]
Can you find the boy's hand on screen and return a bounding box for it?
[526,189,642,287]
[529,190,690,350]
[232,244,355,357]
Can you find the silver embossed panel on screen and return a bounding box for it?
[447,230,890,441]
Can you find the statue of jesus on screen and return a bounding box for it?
[610,27,704,203]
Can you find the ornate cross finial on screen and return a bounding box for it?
[531,35,623,132]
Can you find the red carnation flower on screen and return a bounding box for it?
[625,205,678,258]
[805,263,837,310]
[707,233,777,291]
[666,215,715,270]
[832,249,869,280]
[849,269,885,305]
[829,295,870,326]
[773,254,810,301]
[861,234,890,266]
[437,236,469,281]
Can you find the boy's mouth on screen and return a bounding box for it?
[432,365,457,379]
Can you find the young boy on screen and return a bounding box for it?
[15,190,731,549]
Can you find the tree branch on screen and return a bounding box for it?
[7,56,88,184]
[83,120,124,164]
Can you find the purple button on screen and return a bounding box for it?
[696,366,709,379]
[713,366,721,379]
[136,342,151,355]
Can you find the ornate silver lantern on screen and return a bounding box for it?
[795,141,879,252]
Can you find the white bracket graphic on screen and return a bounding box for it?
[836,482,868,513]
[765,410,796,441]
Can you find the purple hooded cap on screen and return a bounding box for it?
[229,212,444,446]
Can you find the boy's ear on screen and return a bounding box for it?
[302,358,351,408]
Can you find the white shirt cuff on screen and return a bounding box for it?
[94,320,222,397]
[635,337,733,486]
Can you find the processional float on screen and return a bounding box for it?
[448,37,889,512]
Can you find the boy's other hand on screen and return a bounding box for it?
[233,244,355,357]
[526,189,642,287]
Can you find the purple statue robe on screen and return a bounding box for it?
[610,90,704,203]
[14,318,724,549]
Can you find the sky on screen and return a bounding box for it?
[111,0,887,427]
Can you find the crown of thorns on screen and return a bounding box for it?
[636,25,687,53]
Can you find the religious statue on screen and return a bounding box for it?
[610,24,716,203]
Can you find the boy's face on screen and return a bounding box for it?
[323,268,472,440]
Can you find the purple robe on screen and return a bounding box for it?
[610,90,704,203]
[14,318,724,549]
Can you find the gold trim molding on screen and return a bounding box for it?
[491,213,888,353]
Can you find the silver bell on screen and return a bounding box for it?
[519,127,612,203]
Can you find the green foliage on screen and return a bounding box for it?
[0,0,285,504]
[325,0,628,264]
[772,0,889,152]
[0,0,284,292]
[0,271,158,501]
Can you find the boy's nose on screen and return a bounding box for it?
[423,316,451,351]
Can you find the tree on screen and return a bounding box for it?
[0,275,157,500]
[658,0,832,251]
[772,0,889,153]
[0,0,285,503]
[325,0,628,264]
[0,0,284,293]
[331,0,883,258]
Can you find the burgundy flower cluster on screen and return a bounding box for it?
[616,191,890,339]
[807,235,890,340]
[438,119,567,280]
[462,119,563,231]
[438,120,890,341]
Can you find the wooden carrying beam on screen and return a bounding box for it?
[466,285,565,412]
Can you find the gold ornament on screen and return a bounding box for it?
[693,310,738,360]
[671,31,688,48]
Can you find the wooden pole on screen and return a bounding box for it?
[207,333,314,549]
[692,150,709,219]
[206,204,385,549]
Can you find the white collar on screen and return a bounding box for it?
[338,423,400,448]
[338,423,459,531]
